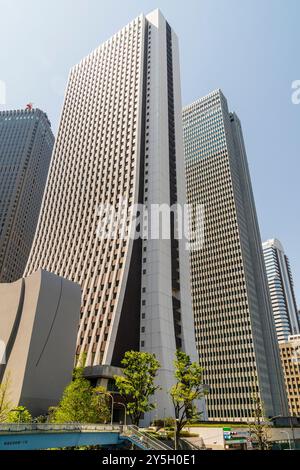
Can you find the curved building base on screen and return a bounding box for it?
[0,269,81,416]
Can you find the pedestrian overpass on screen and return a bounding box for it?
[0,423,172,451]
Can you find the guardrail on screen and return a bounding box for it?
[0,423,173,450]
[180,437,205,450]
[0,423,123,433]
[123,425,172,450]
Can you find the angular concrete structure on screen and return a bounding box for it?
[0,269,81,416]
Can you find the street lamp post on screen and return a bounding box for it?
[289,416,296,449]
[270,415,296,450]
[280,430,292,450]
[96,391,114,426]
[106,392,114,426]
[115,402,127,426]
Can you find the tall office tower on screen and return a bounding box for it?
[25,10,199,420]
[183,90,288,421]
[262,239,300,342]
[0,108,54,282]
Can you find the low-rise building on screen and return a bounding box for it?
[279,335,300,416]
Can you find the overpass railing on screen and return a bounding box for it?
[0,423,123,433]
[0,423,173,451]
[123,425,172,450]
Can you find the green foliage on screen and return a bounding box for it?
[179,431,199,437]
[170,350,206,449]
[0,372,12,422]
[165,417,176,428]
[187,422,244,428]
[248,393,271,450]
[114,350,160,426]
[51,364,110,424]
[6,406,32,423]
[152,419,164,428]
[33,415,48,423]
[152,417,175,429]
[166,430,198,438]
[91,386,111,424]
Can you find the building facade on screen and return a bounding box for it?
[0,108,54,282]
[263,239,300,343]
[0,269,81,415]
[279,335,300,417]
[25,10,200,420]
[183,90,288,421]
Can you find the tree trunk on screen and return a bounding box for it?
[132,414,140,427]
[175,429,180,450]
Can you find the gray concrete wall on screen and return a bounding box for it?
[0,269,81,416]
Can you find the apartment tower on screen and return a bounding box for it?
[183,90,288,421]
[0,108,54,282]
[263,239,300,343]
[25,10,198,419]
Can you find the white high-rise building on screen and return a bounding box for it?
[263,239,300,342]
[25,9,199,421]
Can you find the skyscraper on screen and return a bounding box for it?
[183,90,288,421]
[0,108,54,282]
[25,10,199,419]
[262,239,300,342]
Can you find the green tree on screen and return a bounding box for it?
[114,351,160,426]
[0,372,12,422]
[92,386,111,424]
[170,350,206,449]
[51,365,110,423]
[33,415,48,423]
[248,393,271,450]
[6,406,32,423]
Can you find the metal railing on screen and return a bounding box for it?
[0,422,172,450]
[180,437,205,450]
[0,423,123,433]
[123,425,172,450]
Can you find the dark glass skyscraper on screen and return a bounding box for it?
[0,108,54,282]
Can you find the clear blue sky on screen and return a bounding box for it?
[1,0,299,300]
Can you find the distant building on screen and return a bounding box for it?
[263,239,300,342]
[0,269,81,415]
[183,89,288,421]
[279,335,300,416]
[0,108,54,282]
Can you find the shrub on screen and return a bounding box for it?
[6,406,32,423]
